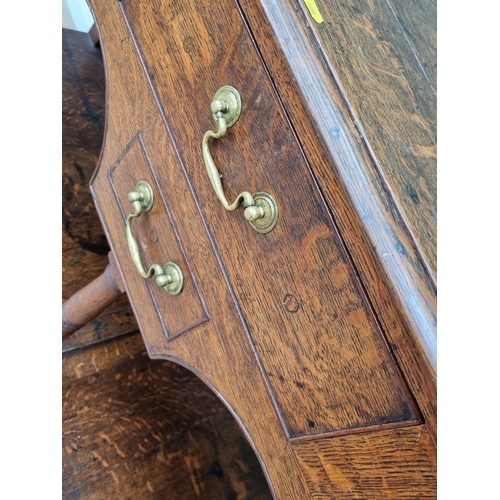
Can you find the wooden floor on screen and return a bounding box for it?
[62,28,272,499]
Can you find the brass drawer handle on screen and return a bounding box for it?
[202,86,278,233]
[126,180,183,295]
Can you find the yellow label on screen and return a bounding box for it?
[304,0,324,23]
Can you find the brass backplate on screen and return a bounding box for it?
[163,262,184,295]
[212,86,242,128]
[136,180,154,213]
[249,192,279,234]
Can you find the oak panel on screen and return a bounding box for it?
[89,2,310,494]
[294,425,436,498]
[120,0,419,438]
[86,0,436,495]
[62,27,273,499]
[109,133,209,340]
[305,0,437,278]
[388,0,437,89]
[237,0,437,441]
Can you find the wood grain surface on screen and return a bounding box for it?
[238,0,437,442]
[118,0,419,438]
[63,27,272,499]
[240,0,437,390]
[89,3,313,491]
[63,333,272,499]
[86,0,436,496]
[108,133,209,340]
[387,0,437,90]
[294,425,436,499]
[304,0,437,278]
[62,28,138,351]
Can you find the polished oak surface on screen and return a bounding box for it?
[119,0,419,438]
[87,0,437,497]
[308,0,437,279]
[239,0,437,439]
[62,28,272,498]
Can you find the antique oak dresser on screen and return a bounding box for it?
[79,0,437,496]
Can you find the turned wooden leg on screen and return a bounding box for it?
[62,251,126,340]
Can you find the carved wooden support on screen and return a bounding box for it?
[62,251,126,340]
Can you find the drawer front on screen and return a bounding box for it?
[107,133,208,340]
[118,0,421,438]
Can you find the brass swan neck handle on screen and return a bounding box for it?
[202,105,259,218]
[202,86,278,233]
[126,180,183,295]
